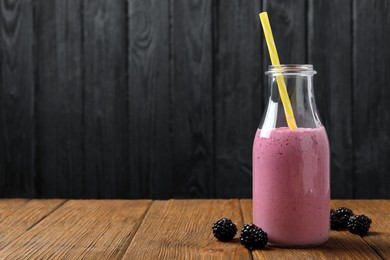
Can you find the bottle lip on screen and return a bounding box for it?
[265,64,317,75]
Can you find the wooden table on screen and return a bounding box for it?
[0,199,388,259]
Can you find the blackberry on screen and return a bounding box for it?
[212,218,237,242]
[334,207,354,229]
[348,215,372,236]
[240,224,268,250]
[330,209,344,230]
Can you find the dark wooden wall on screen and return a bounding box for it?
[1,0,389,199]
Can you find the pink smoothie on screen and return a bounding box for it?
[253,127,330,246]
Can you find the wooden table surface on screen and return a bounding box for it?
[0,199,388,259]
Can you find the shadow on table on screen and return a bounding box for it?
[208,231,387,258]
[266,231,384,252]
[364,231,381,237]
[276,231,385,256]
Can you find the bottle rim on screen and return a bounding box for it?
[265,64,317,75]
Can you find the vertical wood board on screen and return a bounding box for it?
[171,0,214,198]
[308,0,353,198]
[35,0,84,197]
[353,0,390,198]
[215,0,263,198]
[0,0,35,197]
[128,0,171,198]
[83,0,129,198]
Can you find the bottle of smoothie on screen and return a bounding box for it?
[253,64,330,247]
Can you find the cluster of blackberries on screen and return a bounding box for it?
[213,208,372,250]
[212,218,267,250]
[330,207,372,236]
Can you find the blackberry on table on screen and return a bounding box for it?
[212,218,237,242]
[348,215,372,236]
[334,207,354,229]
[330,209,344,230]
[240,224,268,250]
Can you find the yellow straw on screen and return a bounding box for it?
[259,12,297,130]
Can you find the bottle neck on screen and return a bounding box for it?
[260,72,322,131]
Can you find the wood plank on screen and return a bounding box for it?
[353,0,390,198]
[241,199,381,259]
[0,199,64,250]
[0,200,151,259]
[128,0,171,198]
[35,0,84,197]
[0,0,35,197]
[308,0,353,198]
[83,0,129,198]
[0,199,29,221]
[171,0,214,198]
[123,200,251,259]
[215,0,263,198]
[332,200,390,259]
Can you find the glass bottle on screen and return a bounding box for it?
[252,64,330,247]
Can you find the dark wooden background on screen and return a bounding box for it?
[1,0,389,199]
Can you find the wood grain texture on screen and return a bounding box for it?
[353,0,390,198]
[83,0,129,198]
[241,199,381,259]
[0,0,35,197]
[128,0,171,199]
[171,0,214,198]
[123,199,250,259]
[332,200,390,259]
[0,199,64,250]
[2,0,390,199]
[0,199,29,230]
[35,0,84,197]
[215,0,263,198]
[0,199,387,258]
[308,0,353,198]
[0,200,151,259]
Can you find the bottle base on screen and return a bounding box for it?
[268,239,328,248]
